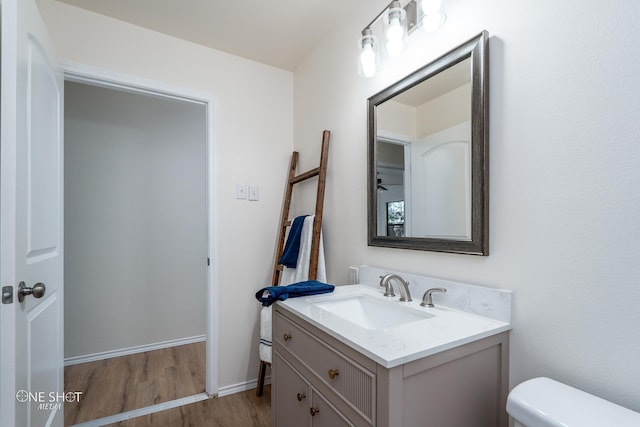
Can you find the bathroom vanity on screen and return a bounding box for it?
[271,270,512,427]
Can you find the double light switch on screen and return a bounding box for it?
[236,184,259,201]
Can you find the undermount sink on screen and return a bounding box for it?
[309,294,434,330]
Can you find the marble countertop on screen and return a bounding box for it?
[277,284,511,368]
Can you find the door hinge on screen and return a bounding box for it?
[207,257,210,266]
[2,286,13,304]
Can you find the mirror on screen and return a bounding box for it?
[368,31,488,255]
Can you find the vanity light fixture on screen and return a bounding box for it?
[358,0,447,78]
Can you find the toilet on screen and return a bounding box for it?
[507,377,640,426]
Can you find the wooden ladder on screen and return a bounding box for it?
[256,130,331,396]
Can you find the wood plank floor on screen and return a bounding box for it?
[64,342,206,426]
[105,386,272,427]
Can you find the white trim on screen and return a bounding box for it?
[63,335,206,366]
[70,393,210,427]
[217,376,272,398]
[0,1,20,426]
[377,129,416,145]
[62,61,213,105]
[403,142,413,236]
[376,131,414,236]
[205,79,220,397]
[61,60,219,395]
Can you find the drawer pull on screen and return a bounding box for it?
[283,333,292,341]
[328,368,340,379]
[296,392,306,401]
[310,407,320,416]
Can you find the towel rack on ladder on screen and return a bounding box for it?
[256,130,331,396]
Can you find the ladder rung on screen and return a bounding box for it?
[276,265,284,271]
[290,167,320,184]
[282,220,292,227]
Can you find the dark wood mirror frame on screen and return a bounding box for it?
[367,31,489,255]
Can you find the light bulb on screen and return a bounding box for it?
[420,12,446,32]
[386,18,404,57]
[384,5,406,57]
[358,29,377,78]
[359,44,376,78]
[386,39,404,57]
[420,0,446,32]
[386,18,403,42]
[421,0,443,14]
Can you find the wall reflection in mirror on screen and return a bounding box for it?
[368,31,488,255]
[376,57,471,240]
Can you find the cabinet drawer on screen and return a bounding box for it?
[274,309,376,423]
[274,349,354,427]
[273,351,310,427]
[310,386,355,427]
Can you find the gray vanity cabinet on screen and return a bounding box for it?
[273,304,510,427]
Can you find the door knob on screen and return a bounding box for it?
[18,282,46,303]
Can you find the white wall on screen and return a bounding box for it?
[295,0,640,412]
[378,100,416,137]
[40,1,294,387]
[416,82,470,136]
[64,82,207,358]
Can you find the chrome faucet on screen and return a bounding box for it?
[379,274,412,302]
[420,288,447,307]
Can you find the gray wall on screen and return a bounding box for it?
[64,82,207,358]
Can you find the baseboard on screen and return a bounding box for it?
[64,335,206,366]
[217,376,271,397]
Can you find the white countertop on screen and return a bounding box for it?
[277,284,511,368]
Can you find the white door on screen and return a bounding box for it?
[1,0,64,426]
[411,121,471,240]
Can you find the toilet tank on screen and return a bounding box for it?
[507,377,640,427]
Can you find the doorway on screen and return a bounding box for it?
[61,65,218,425]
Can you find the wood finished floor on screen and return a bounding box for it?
[104,386,272,427]
[64,342,206,426]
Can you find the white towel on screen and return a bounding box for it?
[259,306,273,363]
[281,215,326,285]
[259,215,326,363]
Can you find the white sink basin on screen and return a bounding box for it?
[310,294,434,330]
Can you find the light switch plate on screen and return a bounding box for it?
[249,184,259,201]
[235,184,247,199]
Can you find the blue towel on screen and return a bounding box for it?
[255,280,335,306]
[278,215,308,268]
